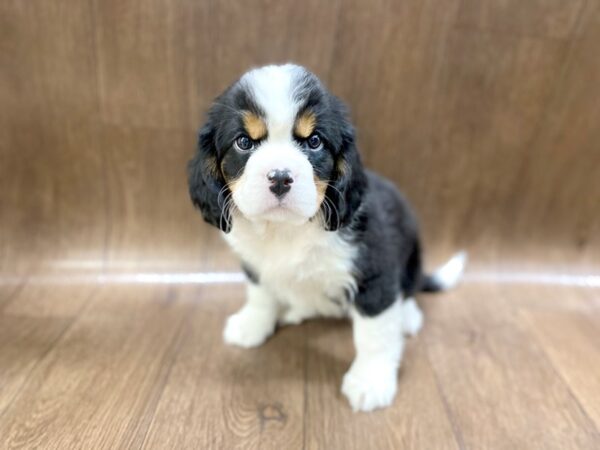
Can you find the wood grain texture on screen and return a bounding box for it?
[1,0,600,448]
[143,286,305,450]
[92,0,213,130]
[0,315,71,416]
[423,288,599,449]
[525,309,600,429]
[0,285,193,449]
[455,0,586,39]
[1,0,599,272]
[0,284,598,448]
[2,284,96,318]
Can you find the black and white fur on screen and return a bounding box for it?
[188,64,466,412]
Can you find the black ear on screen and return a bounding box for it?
[188,122,232,232]
[323,101,367,231]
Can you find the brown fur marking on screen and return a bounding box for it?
[295,112,316,138]
[243,112,267,140]
[314,177,328,207]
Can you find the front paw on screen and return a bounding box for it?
[223,308,276,348]
[341,359,398,412]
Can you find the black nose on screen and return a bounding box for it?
[267,169,293,198]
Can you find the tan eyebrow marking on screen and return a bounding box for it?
[207,155,220,177]
[295,112,316,138]
[314,177,327,206]
[242,112,267,140]
[336,158,347,176]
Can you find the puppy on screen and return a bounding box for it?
[188,64,466,412]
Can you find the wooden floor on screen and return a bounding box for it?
[2,1,599,448]
[0,280,599,449]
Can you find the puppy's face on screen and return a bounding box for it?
[189,64,365,232]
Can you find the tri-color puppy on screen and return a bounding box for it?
[188,64,466,412]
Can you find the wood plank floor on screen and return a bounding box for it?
[0,281,599,449]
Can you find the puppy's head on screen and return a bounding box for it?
[188,64,366,232]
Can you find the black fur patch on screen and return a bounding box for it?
[188,83,266,231]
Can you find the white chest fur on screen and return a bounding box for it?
[224,217,358,318]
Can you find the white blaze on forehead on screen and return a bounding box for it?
[233,65,319,224]
[241,64,306,140]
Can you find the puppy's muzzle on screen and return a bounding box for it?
[267,169,294,198]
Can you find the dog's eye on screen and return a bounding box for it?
[234,135,254,152]
[307,134,322,150]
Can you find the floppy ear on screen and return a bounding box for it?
[323,103,367,231]
[187,122,232,232]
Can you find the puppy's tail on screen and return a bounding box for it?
[421,251,467,293]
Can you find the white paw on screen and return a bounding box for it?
[223,308,276,348]
[341,359,398,412]
[401,298,423,337]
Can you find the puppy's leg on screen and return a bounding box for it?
[401,297,423,337]
[223,284,278,348]
[342,299,404,412]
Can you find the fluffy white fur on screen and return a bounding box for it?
[223,283,277,347]
[232,144,318,223]
[224,215,357,326]
[241,64,304,133]
[224,215,429,411]
[232,65,320,224]
[430,251,467,290]
[342,299,405,412]
[401,297,423,336]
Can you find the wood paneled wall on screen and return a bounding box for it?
[1,0,599,275]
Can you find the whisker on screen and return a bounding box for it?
[325,198,333,225]
[319,199,330,228]
[326,182,347,211]
[217,184,229,208]
[219,191,235,228]
[324,195,341,229]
